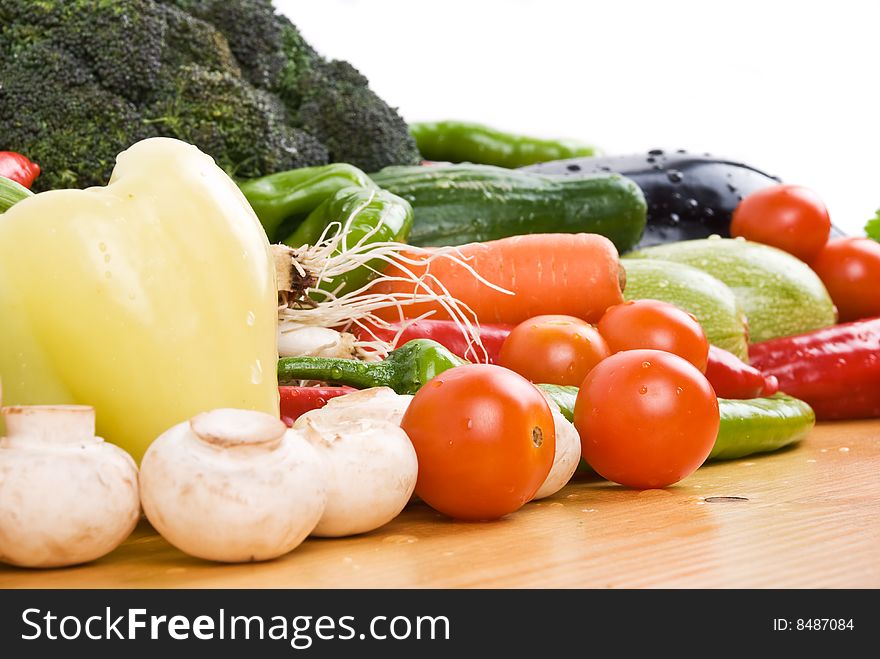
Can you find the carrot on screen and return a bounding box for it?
[373,233,625,325]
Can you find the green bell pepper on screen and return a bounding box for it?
[277,339,466,395]
[238,163,375,242]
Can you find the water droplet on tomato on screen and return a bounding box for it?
[641,361,651,368]
[639,386,648,394]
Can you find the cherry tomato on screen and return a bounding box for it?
[497,314,610,386]
[730,184,831,261]
[810,237,880,322]
[573,349,719,489]
[597,299,709,372]
[400,364,555,520]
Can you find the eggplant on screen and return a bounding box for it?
[523,150,842,249]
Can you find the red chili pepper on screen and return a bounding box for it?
[704,345,778,399]
[279,385,356,426]
[353,319,513,363]
[0,152,41,189]
[749,317,880,420]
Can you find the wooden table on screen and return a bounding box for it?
[2,420,878,589]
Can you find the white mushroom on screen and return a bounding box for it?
[139,408,326,563]
[532,397,581,500]
[0,405,140,568]
[293,388,417,537]
[296,386,413,426]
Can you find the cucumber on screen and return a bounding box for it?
[629,238,836,342]
[371,163,647,253]
[710,394,815,460]
[621,258,749,361]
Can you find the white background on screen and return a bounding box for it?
[278,0,879,236]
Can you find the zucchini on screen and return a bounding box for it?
[371,163,647,253]
[621,258,749,361]
[629,238,836,342]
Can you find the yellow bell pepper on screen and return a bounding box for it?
[0,138,278,462]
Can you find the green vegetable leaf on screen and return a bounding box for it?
[866,210,880,242]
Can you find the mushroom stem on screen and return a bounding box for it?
[1,405,97,444]
[189,408,288,450]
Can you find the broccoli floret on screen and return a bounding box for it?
[156,3,242,77]
[162,0,312,92]
[145,64,327,177]
[0,40,158,190]
[295,60,421,172]
[0,0,419,191]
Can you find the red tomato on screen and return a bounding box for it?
[573,349,719,489]
[810,237,880,322]
[597,299,709,372]
[497,314,609,385]
[400,364,555,520]
[730,185,831,261]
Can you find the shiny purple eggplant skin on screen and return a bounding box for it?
[523,150,834,249]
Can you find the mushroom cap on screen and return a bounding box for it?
[190,408,287,449]
[0,408,140,568]
[296,386,413,428]
[140,412,327,563]
[294,390,418,538]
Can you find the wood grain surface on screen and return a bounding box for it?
[2,420,878,589]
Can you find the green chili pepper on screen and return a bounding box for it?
[410,120,599,169]
[277,339,466,395]
[710,394,815,460]
[238,163,375,242]
[537,385,815,461]
[285,185,413,296]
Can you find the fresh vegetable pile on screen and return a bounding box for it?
[2,4,879,570]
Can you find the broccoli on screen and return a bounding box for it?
[0,0,420,191]
[296,60,420,173]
